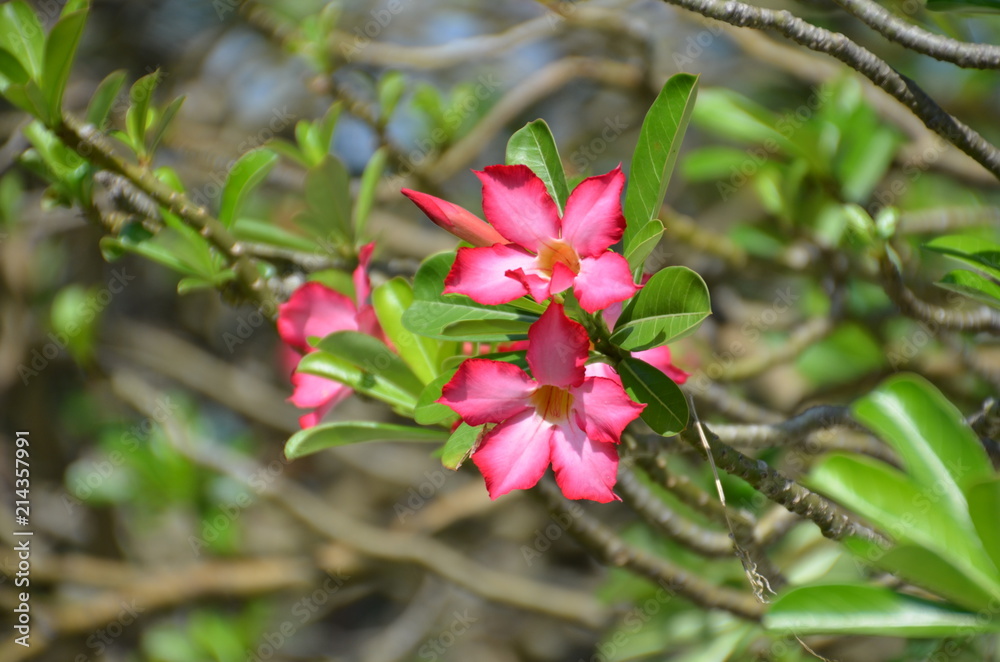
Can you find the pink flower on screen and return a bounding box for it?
[277,243,381,429]
[590,298,691,385]
[403,165,640,313]
[439,304,645,502]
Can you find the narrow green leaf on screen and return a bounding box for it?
[403,252,538,342]
[618,357,688,435]
[147,95,185,156]
[85,69,126,128]
[314,330,424,398]
[126,71,160,155]
[218,149,277,227]
[924,234,1000,280]
[0,47,29,85]
[623,218,663,273]
[377,71,405,122]
[611,266,711,351]
[414,370,459,426]
[373,277,440,385]
[314,102,342,160]
[937,269,1000,309]
[441,422,481,469]
[505,119,569,211]
[968,478,1000,573]
[0,1,44,79]
[41,9,87,124]
[852,374,993,519]
[286,421,446,460]
[765,585,1000,637]
[354,146,387,238]
[297,349,417,412]
[298,155,352,244]
[98,235,201,276]
[231,218,317,253]
[62,0,91,15]
[623,73,698,273]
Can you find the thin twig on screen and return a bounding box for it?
[656,0,1000,180]
[832,0,1000,69]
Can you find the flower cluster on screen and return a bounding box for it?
[404,165,688,502]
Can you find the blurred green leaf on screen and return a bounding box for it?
[297,155,352,246]
[765,585,1000,636]
[218,149,278,227]
[441,422,481,469]
[85,69,126,128]
[51,284,98,363]
[0,1,44,79]
[41,9,87,124]
[0,48,29,85]
[618,357,688,435]
[937,269,1000,309]
[285,421,446,459]
[373,277,441,385]
[231,218,317,253]
[297,350,417,412]
[126,70,160,156]
[924,234,1000,280]
[354,146,387,239]
[796,323,883,386]
[611,266,711,351]
[968,478,1000,572]
[680,146,753,183]
[926,0,1000,12]
[624,73,698,274]
[505,119,569,211]
[314,330,425,399]
[377,71,405,123]
[147,95,185,156]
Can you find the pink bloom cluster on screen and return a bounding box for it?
[277,244,381,429]
[403,165,689,502]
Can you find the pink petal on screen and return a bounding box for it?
[472,410,553,499]
[601,300,624,330]
[353,242,376,305]
[439,358,535,425]
[288,371,352,429]
[584,361,621,385]
[560,166,626,258]
[444,244,536,305]
[549,261,576,296]
[475,165,560,252]
[549,421,620,502]
[505,267,552,303]
[573,252,641,313]
[401,189,509,247]
[277,282,359,352]
[527,303,590,388]
[634,345,690,385]
[570,376,645,445]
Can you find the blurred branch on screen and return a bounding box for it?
[655,0,1000,180]
[898,206,1000,234]
[678,425,889,544]
[55,116,277,310]
[714,317,834,382]
[832,0,1000,69]
[685,381,784,424]
[533,479,766,620]
[108,370,611,629]
[879,251,1000,334]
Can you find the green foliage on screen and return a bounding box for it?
[440,422,481,469]
[610,266,711,351]
[924,234,1000,308]
[505,119,570,211]
[618,357,689,435]
[285,421,447,459]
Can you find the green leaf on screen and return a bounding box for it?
[808,453,998,592]
[126,71,160,155]
[440,422,481,469]
[147,95,185,156]
[61,0,91,16]
[297,155,352,245]
[505,119,569,211]
[403,252,538,342]
[968,478,1000,572]
[297,349,417,413]
[0,48,29,85]
[231,218,317,253]
[373,277,440,385]
[852,374,994,519]
[354,146,386,238]
[617,357,688,435]
[611,266,711,351]
[99,234,201,277]
[285,421,446,460]
[41,9,87,124]
[926,0,1000,12]
[414,370,459,426]
[937,269,1000,309]
[218,149,278,227]
[622,218,664,274]
[680,146,754,182]
[85,69,126,128]
[314,331,425,399]
[924,234,1000,281]
[623,73,698,274]
[765,585,1000,637]
[377,71,405,122]
[0,1,44,79]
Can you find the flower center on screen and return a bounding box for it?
[536,239,580,278]
[530,384,575,423]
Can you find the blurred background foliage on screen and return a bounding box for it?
[1,0,999,660]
